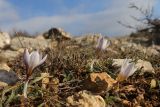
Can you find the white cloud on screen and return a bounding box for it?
[0,0,19,25]
[1,0,157,36]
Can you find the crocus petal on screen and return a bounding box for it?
[23,48,30,67]
[121,59,131,72]
[117,59,137,81]
[39,53,42,60]
[23,49,48,80]
[105,40,110,48]
[123,59,130,67]
[122,63,135,78]
[101,39,107,50]
[96,36,110,51]
[121,59,128,73]
[29,51,40,70]
[96,36,103,49]
[38,55,47,66]
[128,64,137,77]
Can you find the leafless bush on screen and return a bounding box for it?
[12,30,33,37]
[119,3,160,45]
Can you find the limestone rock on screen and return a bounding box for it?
[0,32,11,49]
[153,45,160,51]
[0,50,21,61]
[75,34,101,46]
[146,47,159,56]
[81,34,101,43]
[136,59,155,74]
[60,28,72,40]
[111,38,120,45]
[66,90,105,107]
[11,36,51,50]
[112,59,131,67]
[0,55,11,71]
[35,34,45,40]
[83,72,117,93]
[0,63,11,71]
[43,27,72,40]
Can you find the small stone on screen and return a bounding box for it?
[41,73,50,89]
[0,63,11,71]
[83,72,117,93]
[111,39,120,45]
[18,48,25,53]
[136,59,155,74]
[122,100,131,107]
[112,59,131,67]
[0,70,19,85]
[66,90,106,107]
[120,85,136,92]
[0,81,8,88]
[145,47,159,56]
[0,32,11,49]
[136,94,144,103]
[0,55,11,71]
[150,79,157,88]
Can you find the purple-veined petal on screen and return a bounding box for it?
[101,38,107,50]
[23,48,30,67]
[123,59,130,67]
[121,59,128,73]
[105,40,110,48]
[96,36,109,51]
[123,63,134,78]
[29,51,40,70]
[118,59,137,81]
[128,63,137,77]
[101,37,106,50]
[96,36,103,49]
[38,54,47,66]
[39,52,42,60]
[121,59,130,72]
[121,62,136,80]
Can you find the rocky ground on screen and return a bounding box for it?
[0,31,159,107]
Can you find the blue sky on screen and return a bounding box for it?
[0,0,159,36]
[9,0,110,19]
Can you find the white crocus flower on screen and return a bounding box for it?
[116,59,137,82]
[23,48,47,78]
[23,48,47,98]
[96,36,110,51]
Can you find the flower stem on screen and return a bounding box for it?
[23,80,29,99]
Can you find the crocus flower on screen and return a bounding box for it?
[96,36,110,51]
[23,48,47,98]
[116,59,137,82]
[23,48,47,79]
